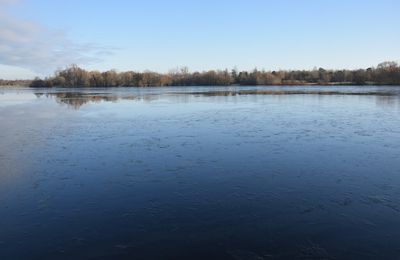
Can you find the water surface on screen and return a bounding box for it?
[1,86,400,259]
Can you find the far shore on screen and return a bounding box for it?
[2,82,400,88]
[2,61,400,88]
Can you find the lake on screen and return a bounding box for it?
[1,86,400,259]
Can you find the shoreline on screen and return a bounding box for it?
[2,83,400,88]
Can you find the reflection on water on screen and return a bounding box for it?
[1,86,400,259]
[35,92,136,109]
[32,86,400,109]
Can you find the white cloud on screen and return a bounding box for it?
[0,0,113,75]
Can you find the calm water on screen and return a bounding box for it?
[1,86,400,259]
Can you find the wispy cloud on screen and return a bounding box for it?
[0,0,113,74]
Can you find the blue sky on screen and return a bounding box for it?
[1,0,399,79]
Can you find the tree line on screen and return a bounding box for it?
[0,79,31,87]
[14,61,400,87]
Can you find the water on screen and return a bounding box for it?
[1,86,400,259]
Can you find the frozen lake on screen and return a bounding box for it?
[1,86,400,259]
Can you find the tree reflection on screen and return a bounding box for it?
[34,89,399,109]
[34,92,150,109]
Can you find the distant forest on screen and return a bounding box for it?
[0,79,32,87]
[2,61,400,87]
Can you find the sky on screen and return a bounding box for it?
[0,0,399,79]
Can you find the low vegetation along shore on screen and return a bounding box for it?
[1,61,400,88]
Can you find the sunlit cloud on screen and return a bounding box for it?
[0,0,113,74]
